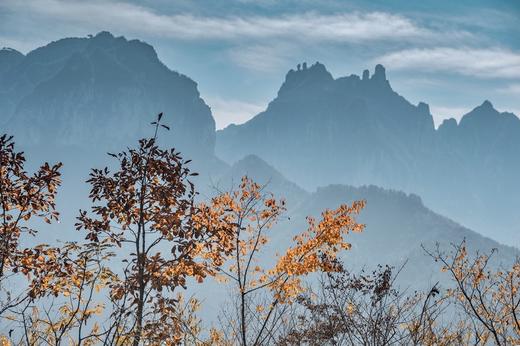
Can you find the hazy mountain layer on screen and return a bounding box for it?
[210,154,309,208]
[216,63,520,246]
[195,156,519,319]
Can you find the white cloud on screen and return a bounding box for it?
[497,83,520,95]
[1,0,446,43]
[228,43,296,73]
[377,47,520,79]
[205,97,264,129]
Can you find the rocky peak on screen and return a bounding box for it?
[362,69,370,81]
[92,31,114,42]
[457,101,520,144]
[459,100,500,127]
[472,100,497,114]
[279,61,334,95]
[366,64,392,90]
[417,102,431,115]
[0,47,24,58]
[437,118,458,137]
[225,154,309,204]
[372,64,386,82]
[480,100,494,109]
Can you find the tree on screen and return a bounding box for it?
[427,241,520,345]
[278,264,469,346]
[212,177,366,345]
[74,115,235,345]
[0,134,62,319]
[9,241,115,346]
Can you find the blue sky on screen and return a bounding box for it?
[1,0,519,128]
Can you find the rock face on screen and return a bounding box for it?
[217,63,520,246]
[218,62,435,189]
[432,101,520,244]
[0,32,216,159]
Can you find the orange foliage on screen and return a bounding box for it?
[210,176,365,345]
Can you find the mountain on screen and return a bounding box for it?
[210,154,309,208]
[0,32,216,161]
[216,63,520,247]
[432,101,520,244]
[217,63,435,189]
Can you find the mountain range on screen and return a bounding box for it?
[216,62,520,246]
[0,32,518,277]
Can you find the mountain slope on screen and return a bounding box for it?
[206,154,517,287]
[216,63,520,246]
[277,184,519,288]
[210,154,309,208]
[195,180,519,319]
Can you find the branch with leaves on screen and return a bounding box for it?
[210,177,365,345]
[0,134,62,322]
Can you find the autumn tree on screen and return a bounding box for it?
[0,134,62,320]
[5,241,115,345]
[427,241,520,345]
[74,114,235,345]
[211,177,366,345]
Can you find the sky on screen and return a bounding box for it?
[1,0,519,129]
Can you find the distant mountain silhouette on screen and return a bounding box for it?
[216,63,520,246]
[212,154,309,208]
[217,63,435,188]
[0,32,216,161]
[212,154,518,291]
[194,156,519,319]
[1,34,517,250]
[286,184,518,287]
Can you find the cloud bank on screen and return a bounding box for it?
[377,47,520,79]
[2,0,443,43]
